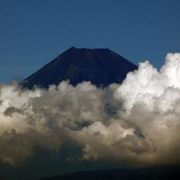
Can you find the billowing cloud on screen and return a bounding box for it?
[0,53,180,166]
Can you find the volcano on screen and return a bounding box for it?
[23,47,137,88]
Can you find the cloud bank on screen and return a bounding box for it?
[0,53,180,166]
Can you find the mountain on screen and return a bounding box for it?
[22,47,137,88]
[41,166,180,180]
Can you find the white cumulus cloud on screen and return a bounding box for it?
[0,53,180,167]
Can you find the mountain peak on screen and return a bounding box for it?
[68,46,110,50]
[22,47,137,88]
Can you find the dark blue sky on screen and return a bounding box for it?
[0,0,180,82]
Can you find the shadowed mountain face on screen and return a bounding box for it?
[23,47,137,88]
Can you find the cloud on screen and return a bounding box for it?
[0,53,180,166]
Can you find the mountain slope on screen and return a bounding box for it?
[22,47,137,88]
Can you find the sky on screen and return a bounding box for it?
[0,0,180,82]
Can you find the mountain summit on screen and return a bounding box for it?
[23,47,137,88]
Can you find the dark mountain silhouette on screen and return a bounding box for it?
[22,47,137,88]
[41,166,180,180]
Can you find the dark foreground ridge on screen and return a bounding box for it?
[41,166,180,180]
[22,47,137,88]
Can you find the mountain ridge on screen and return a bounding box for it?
[40,166,180,180]
[22,47,137,88]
